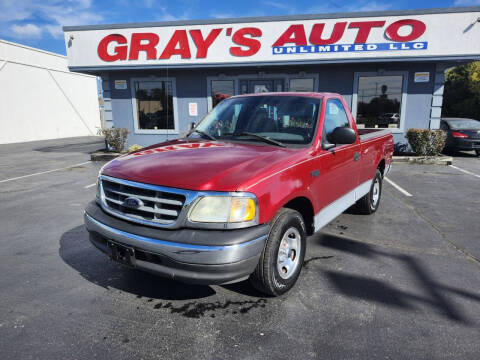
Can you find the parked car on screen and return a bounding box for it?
[440,118,480,156]
[377,113,400,127]
[85,93,394,296]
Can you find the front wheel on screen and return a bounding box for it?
[355,169,383,215]
[250,208,306,296]
[475,149,480,157]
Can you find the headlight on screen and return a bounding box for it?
[188,196,256,223]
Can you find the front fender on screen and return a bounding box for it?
[243,161,319,225]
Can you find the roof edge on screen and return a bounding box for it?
[63,6,480,32]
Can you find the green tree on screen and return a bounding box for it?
[443,62,480,120]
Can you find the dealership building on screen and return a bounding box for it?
[63,6,480,147]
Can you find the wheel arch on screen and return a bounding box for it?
[282,196,315,235]
[377,158,386,177]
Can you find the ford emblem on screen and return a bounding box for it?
[123,197,143,209]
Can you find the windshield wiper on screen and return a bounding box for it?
[189,129,216,141]
[232,132,286,147]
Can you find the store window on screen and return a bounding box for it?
[211,80,235,107]
[289,78,315,92]
[134,80,174,131]
[356,75,403,129]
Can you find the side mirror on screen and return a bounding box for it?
[189,122,196,130]
[324,127,357,149]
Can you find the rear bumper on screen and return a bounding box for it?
[448,138,480,151]
[84,202,269,284]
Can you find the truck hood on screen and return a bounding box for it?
[101,139,300,191]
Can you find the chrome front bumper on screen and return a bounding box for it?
[84,208,268,284]
[84,212,267,265]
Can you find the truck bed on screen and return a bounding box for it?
[357,128,392,141]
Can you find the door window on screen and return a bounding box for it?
[289,78,315,92]
[324,99,350,143]
[211,80,235,107]
[239,79,284,94]
[134,80,174,131]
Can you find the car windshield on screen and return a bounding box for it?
[446,119,480,130]
[193,96,321,146]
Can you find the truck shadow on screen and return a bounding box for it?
[315,233,480,325]
[59,225,217,301]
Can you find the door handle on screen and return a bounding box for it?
[354,152,361,162]
[310,169,320,178]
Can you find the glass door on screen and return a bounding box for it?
[249,80,275,93]
[240,79,284,94]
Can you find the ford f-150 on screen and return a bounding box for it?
[84,92,394,296]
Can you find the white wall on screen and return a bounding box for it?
[0,39,100,144]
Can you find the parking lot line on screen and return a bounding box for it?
[384,177,413,197]
[84,183,96,189]
[448,165,480,179]
[0,161,91,184]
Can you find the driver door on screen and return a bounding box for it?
[316,98,361,213]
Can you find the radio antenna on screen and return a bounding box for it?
[166,62,169,141]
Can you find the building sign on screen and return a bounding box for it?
[188,102,198,116]
[64,11,480,69]
[114,79,127,89]
[414,72,430,82]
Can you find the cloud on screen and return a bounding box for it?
[0,0,103,40]
[301,1,392,14]
[454,0,480,4]
[263,1,291,10]
[157,13,181,21]
[11,23,42,38]
[46,10,103,38]
[354,1,392,12]
[210,12,235,19]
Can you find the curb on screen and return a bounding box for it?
[392,156,453,165]
[90,152,121,161]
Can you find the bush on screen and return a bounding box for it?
[406,129,446,156]
[128,144,143,152]
[102,128,129,153]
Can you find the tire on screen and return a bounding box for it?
[475,150,480,157]
[249,208,307,296]
[356,169,383,215]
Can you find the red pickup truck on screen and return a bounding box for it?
[85,92,393,296]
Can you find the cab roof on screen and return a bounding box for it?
[230,92,339,99]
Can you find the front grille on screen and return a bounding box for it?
[100,177,186,226]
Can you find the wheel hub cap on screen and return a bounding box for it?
[372,178,380,206]
[277,227,301,280]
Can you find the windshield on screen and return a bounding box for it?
[446,119,480,130]
[193,96,321,145]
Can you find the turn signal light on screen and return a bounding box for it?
[229,198,256,222]
[452,131,468,138]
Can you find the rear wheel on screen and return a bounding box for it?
[250,208,306,296]
[356,169,383,215]
[475,150,480,157]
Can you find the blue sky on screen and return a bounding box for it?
[0,0,479,55]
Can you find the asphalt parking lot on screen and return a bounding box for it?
[1,137,479,360]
